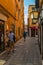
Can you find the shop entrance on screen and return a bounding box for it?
[0,20,5,53]
[31,29,35,37]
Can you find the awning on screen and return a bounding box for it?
[30,26,38,29]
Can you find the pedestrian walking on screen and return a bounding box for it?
[23,31,26,41]
[8,29,15,53]
[5,30,10,54]
[0,31,4,51]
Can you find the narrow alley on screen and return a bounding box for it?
[0,0,43,65]
[0,37,42,65]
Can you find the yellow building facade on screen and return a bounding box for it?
[28,5,38,37]
[0,0,24,52]
[28,5,38,27]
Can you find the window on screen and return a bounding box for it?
[16,4,18,8]
[33,12,38,19]
[18,9,20,19]
[35,0,39,9]
[32,7,35,11]
[18,0,20,2]
[18,27,20,36]
[31,13,33,19]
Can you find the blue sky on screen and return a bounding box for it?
[24,0,35,24]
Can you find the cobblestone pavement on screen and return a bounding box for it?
[0,37,42,65]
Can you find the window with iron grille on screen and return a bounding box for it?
[32,7,35,11]
[18,0,20,2]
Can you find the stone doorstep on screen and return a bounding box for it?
[0,50,7,56]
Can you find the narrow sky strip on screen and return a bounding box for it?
[24,0,35,25]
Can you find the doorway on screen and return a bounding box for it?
[31,29,35,37]
[0,20,5,53]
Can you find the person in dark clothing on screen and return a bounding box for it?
[23,31,26,41]
[8,30,15,53]
[13,34,16,43]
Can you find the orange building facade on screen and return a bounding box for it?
[15,0,24,40]
[0,0,24,52]
[28,5,38,37]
